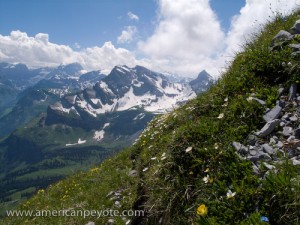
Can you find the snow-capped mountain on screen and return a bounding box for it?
[189,70,214,94]
[47,65,196,122]
[0,62,106,138]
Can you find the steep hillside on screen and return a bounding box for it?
[2,12,300,225]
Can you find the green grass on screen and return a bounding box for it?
[2,10,300,225]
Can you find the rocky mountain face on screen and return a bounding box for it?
[0,63,106,138]
[46,65,197,130]
[0,63,213,213]
[189,70,214,94]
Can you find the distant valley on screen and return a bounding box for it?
[0,61,213,215]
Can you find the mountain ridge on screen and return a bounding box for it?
[2,11,300,225]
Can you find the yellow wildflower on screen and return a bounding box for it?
[197,204,208,216]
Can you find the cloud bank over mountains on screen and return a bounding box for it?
[0,0,299,77]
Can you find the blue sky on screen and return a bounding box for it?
[0,0,299,76]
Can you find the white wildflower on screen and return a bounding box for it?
[142,167,148,172]
[203,175,210,184]
[226,190,236,199]
[217,113,224,119]
[185,147,193,153]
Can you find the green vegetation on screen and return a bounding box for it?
[2,11,300,225]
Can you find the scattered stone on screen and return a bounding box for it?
[277,141,284,149]
[262,144,275,155]
[232,142,248,154]
[290,19,300,34]
[247,135,257,145]
[128,170,137,177]
[272,30,292,43]
[85,222,95,225]
[254,119,280,137]
[294,128,300,139]
[252,163,260,174]
[288,84,297,100]
[282,126,294,137]
[263,162,275,170]
[108,218,115,224]
[249,149,257,156]
[288,43,300,51]
[289,115,298,122]
[280,121,286,127]
[263,105,282,122]
[287,136,296,143]
[253,97,266,105]
[114,201,121,208]
[292,159,300,165]
[277,87,285,96]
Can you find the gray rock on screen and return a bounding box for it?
[253,97,266,105]
[287,135,296,142]
[254,119,280,137]
[288,84,297,100]
[277,100,286,108]
[252,163,260,174]
[263,162,275,170]
[262,144,275,155]
[128,170,137,177]
[277,141,284,149]
[249,149,257,156]
[277,87,285,96]
[294,128,300,139]
[290,20,300,34]
[232,142,248,154]
[280,122,286,127]
[289,43,300,51]
[292,159,300,165]
[290,115,298,122]
[108,218,115,224]
[114,201,121,208]
[85,222,95,225]
[263,105,282,122]
[247,152,271,162]
[273,136,279,141]
[291,51,300,58]
[271,30,292,44]
[269,138,277,145]
[247,135,257,145]
[282,126,294,137]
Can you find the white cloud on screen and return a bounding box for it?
[1,0,300,78]
[0,31,138,72]
[139,0,300,77]
[117,26,138,44]
[138,0,225,76]
[74,42,81,49]
[225,0,300,55]
[128,11,139,21]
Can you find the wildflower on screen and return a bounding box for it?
[185,146,193,153]
[37,189,45,195]
[224,97,228,102]
[217,113,224,119]
[142,167,148,172]
[222,102,228,107]
[203,175,210,184]
[214,143,219,150]
[261,216,269,222]
[151,157,157,160]
[197,204,208,216]
[247,96,254,102]
[226,190,236,199]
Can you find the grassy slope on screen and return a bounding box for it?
[2,12,300,225]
